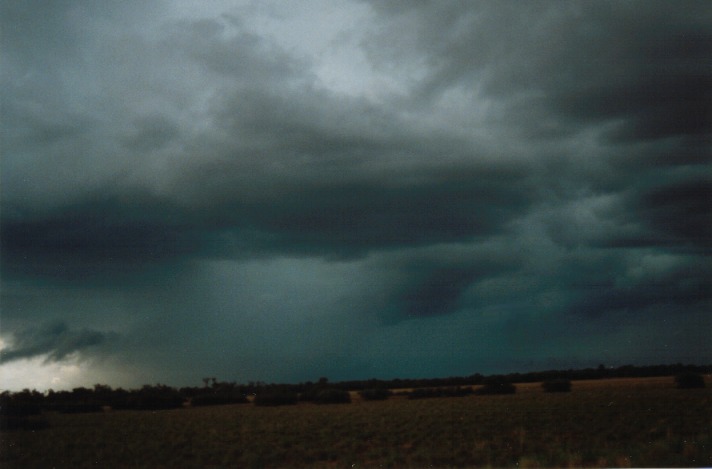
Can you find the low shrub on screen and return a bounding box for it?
[407,388,434,400]
[408,386,473,399]
[313,388,351,404]
[253,391,298,406]
[0,396,49,431]
[0,400,42,418]
[475,376,516,395]
[542,379,572,393]
[133,395,184,410]
[191,393,249,406]
[298,387,319,402]
[359,387,392,401]
[451,386,474,397]
[58,402,104,413]
[675,373,706,389]
[111,385,184,410]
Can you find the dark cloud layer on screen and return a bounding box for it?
[0,321,116,364]
[638,179,712,248]
[1,0,710,389]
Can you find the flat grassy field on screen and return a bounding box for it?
[2,376,710,468]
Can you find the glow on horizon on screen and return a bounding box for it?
[0,354,85,392]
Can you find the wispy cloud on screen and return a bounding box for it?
[0,321,118,364]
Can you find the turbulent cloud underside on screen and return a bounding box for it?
[1,0,710,389]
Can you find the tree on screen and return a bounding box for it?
[359,387,392,401]
[313,388,351,404]
[475,376,516,395]
[254,390,298,406]
[675,373,705,389]
[542,379,572,393]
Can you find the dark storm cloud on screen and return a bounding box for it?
[569,255,712,318]
[369,243,525,322]
[1,3,534,273]
[0,321,117,364]
[122,115,181,153]
[0,164,529,280]
[1,0,710,388]
[167,16,307,85]
[571,279,712,319]
[2,63,533,273]
[364,1,712,142]
[393,265,485,320]
[638,179,712,248]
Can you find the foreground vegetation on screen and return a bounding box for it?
[1,376,710,468]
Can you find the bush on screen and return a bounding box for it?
[409,387,440,399]
[298,387,319,402]
[0,399,42,418]
[111,385,184,410]
[675,373,706,389]
[254,391,298,406]
[450,386,474,397]
[133,395,184,410]
[0,394,49,431]
[359,387,392,401]
[475,376,516,395]
[58,402,104,413]
[313,388,351,404]
[408,387,474,399]
[191,393,249,406]
[542,379,572,393]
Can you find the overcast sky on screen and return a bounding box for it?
[1,0,711,391]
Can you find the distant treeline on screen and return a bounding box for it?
[336,362,711,391]
[1,363,708,416]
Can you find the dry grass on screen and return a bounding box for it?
[2,376,710,468]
